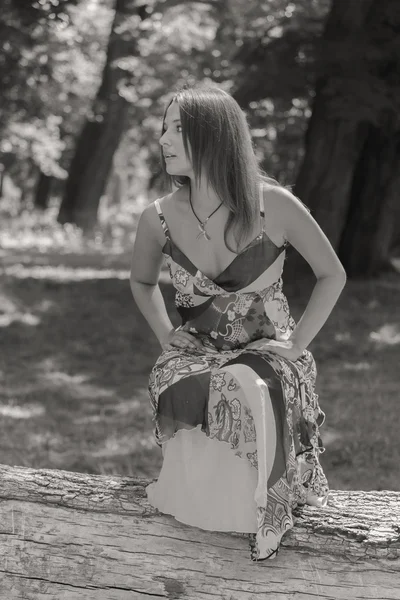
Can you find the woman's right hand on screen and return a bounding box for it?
[160,328,203,352]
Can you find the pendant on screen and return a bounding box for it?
[197,223,211,241]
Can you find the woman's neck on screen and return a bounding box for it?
[187,178,223,213]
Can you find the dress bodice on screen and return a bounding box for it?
[155,185,295,351]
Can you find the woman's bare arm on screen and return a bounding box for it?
[130,203,175,346]
[265,186,347,352]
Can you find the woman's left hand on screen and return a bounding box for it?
[245,337,304,361]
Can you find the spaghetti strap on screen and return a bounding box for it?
[259,183,266,232]
[258,183,288,247]
[154,199,171,240]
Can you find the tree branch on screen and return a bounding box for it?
[0,463,399,598]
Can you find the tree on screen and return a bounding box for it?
[1,464,399,596]
[0,0,111,206]
[57,0,150,230]
[6,0,399,277]
[56,0,224,229]
[294,0,400,276]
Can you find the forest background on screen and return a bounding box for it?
[1,0,399,492]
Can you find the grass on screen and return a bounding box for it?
[1,199,400,492]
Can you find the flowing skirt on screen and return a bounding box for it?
[147,346,329,561]
[146,424,258,533]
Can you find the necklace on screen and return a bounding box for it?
[188,185,223,241]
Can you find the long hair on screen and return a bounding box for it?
[160,83,286,253]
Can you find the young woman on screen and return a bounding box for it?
[130,83,346,562]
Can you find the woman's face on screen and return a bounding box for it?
[159,100,193,177]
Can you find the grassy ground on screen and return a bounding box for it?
[1,204,400,492]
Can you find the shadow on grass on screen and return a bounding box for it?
[0,270,178,480]
[1,259,400,491]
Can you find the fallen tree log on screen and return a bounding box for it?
[0,464,399,600]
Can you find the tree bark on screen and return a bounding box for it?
[107,171,123,206]
[0,463,399,599]
[339,126,400,276]
[34,171,52,210]
[294,0,400,276]
[294,84,369,249]
[57,0,145,231]
[294,0,375,246]
[0,164,4,198]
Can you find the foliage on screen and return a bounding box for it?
[0,0,332,206]
[0,0,113,191]
[0,186,144,253]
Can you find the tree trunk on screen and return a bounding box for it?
[0,164,4,198]
[107,171,123,206]
[0,463,399,599]
[34,171,52,210]
[294,83,369,250]
[390,201,400,258]
[294,0,400,276]
[339,127,400,276]
[294,0,375,246]
[57,0,144,232]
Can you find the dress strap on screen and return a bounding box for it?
[154,199,171,240]
[259,183,266,232]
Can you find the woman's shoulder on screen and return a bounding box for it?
[155,187,192,228]
[262,182,310,217]
[138,188,186,246]
[157,186,187,213]
[155,190,174,207]
[137,192,175,245]
[260,183,296,246]
[141,189,177,223]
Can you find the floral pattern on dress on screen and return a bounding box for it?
[149,197,330,562]
[175,291,196,308]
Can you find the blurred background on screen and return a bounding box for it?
[1,0,399,492]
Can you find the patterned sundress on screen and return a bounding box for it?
[146,184,329,561]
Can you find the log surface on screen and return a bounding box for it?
[0,464,399,600]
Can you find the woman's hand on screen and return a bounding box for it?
[160,328,204,352]
[245,337,304,361]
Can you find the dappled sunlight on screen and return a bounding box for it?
[343,362,371,371]
[0,264,130,281]
[0,401,45,419]
[34,299,55,313]
[0,196,143,257]
[39,366,115,400]
[2,381,45,398]
[1,248,133,269]
[0,211,83,252]
[0,311,40,327]
[37,357,115,400]
[369,323,400,346]
[0,290,17,313]
[92,431,155,458]
[391,257,400,272]
[1,204,400,488]
[0,263,171,284]
[334,332,351,342]
[0,290,41,327]
[73,399,142,424]
[320,428,342,446]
